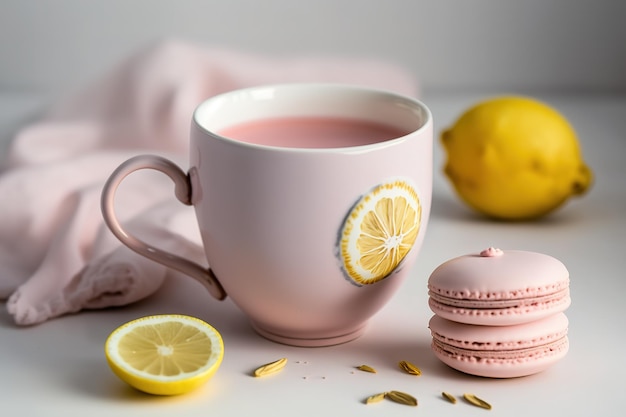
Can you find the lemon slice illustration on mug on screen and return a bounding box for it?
[339,179,421,286]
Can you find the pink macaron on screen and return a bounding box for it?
[429,313,569,378]
[427,248,571,326]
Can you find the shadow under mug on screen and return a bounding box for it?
[101,83,433,347]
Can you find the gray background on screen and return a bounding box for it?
[1,0,625,97]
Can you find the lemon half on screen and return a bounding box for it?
[104,314,224,395]
[442,96,592,220]
[340,179,421,285]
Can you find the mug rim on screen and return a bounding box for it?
[192,83,432,154]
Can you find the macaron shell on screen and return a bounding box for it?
[429,313,569,378]
[427,250,570,325]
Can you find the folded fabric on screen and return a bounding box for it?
[0,39,418,325]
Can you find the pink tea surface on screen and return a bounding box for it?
[218,116,408,148]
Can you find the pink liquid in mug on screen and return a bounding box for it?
[217,116,409,148]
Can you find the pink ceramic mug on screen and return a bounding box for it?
[101,84,432,346]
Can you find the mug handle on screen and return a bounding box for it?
[100,155,227,301]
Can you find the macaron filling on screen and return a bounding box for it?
[431,336,569,362]
[428,287,569,309]
[428,287,571,324]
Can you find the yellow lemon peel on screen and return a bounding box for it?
[442,96,592,220]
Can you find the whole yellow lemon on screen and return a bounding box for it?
[441,96,592,220]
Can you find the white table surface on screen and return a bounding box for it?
[1,92,624,417]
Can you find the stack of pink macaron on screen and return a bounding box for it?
[427,247,571,378]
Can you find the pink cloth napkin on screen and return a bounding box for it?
[0,40,418,325]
